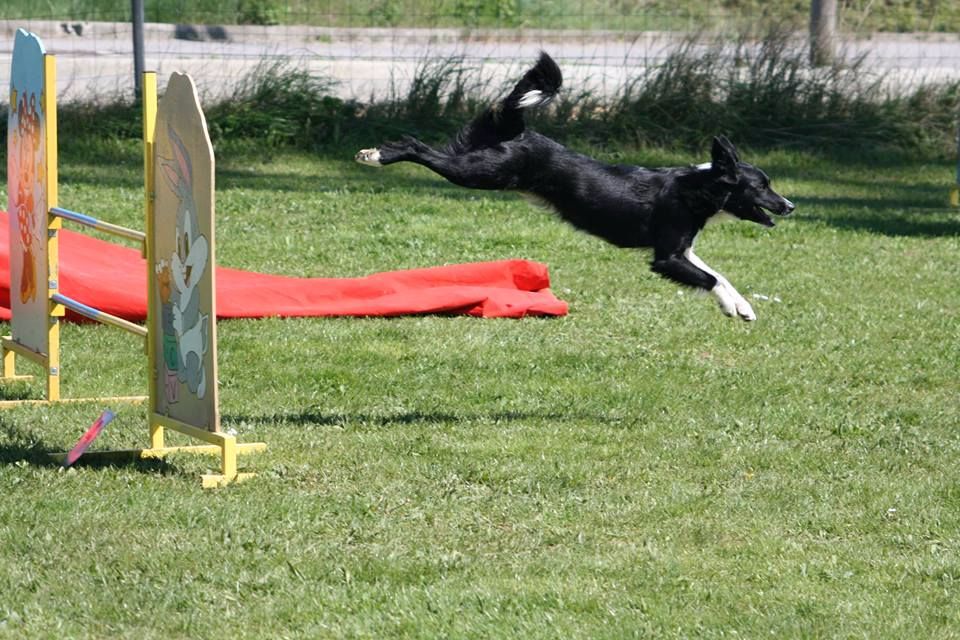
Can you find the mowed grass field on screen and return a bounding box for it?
[1,139,958,638]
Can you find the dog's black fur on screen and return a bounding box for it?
[356,52,795,320]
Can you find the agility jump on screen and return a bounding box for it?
[3,29,263,487]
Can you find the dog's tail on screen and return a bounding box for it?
[502,51,563,112]
[452,52,562,151]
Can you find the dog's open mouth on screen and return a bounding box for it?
[743,205,779,228]
[753,207,777,227]
[751,199,796,227]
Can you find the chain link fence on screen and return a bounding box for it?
[1,4,959,105]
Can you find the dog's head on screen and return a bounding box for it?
[710,135,795,227]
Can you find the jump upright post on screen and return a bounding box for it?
[3,29,265,487]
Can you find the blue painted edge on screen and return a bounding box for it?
[50,207,100,227]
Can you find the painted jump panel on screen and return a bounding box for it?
[151,72,220,433]
[7,29,55,358]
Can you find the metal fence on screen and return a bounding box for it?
[1,8,959,106]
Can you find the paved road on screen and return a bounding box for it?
[1,20,958,103]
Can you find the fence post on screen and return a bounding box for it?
[131,0,145,99]
[952,125,960,207]
[810,0,837,66]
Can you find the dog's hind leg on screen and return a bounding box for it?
[684,249,756,321]
[356,136,437,167]
[357,137,514,190]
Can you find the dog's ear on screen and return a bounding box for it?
[716,135,740,162]
[711,136,740,184]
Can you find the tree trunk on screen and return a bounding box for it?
[810,0,838,66]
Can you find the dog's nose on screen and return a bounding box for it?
[782,198,796,215]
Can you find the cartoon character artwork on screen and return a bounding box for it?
[9,80,44,305]
[156,124,210,403]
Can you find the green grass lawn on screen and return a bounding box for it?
[1,140,959,638]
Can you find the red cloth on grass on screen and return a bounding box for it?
[0,211,568,321]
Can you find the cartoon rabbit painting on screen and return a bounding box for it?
[156,123,210,402]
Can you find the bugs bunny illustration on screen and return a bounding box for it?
[157,123,210,400]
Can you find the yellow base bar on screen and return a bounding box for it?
[140,442,267,458]
[0,395,147,408]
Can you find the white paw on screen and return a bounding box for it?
[712,284,739,318]
[355,148,382,166]
[734,296,756,321]
[712,284,756,321]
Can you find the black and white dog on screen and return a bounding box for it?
[356,52,795,320]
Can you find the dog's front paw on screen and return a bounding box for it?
[734,297,756,321]
[712,283,737,317]
[355,148,382,166]
[712,284,756,321]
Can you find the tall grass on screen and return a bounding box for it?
[205,60,350,147]
[224,28,960,159]
[590,28,960,155]
[12,29,957,160]
[360,57,495,140]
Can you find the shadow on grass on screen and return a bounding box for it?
[0,415,60,465]
[796,196,960,237]
[0,383,44,404]
[224,408,619,429]
[0,419,174,474]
